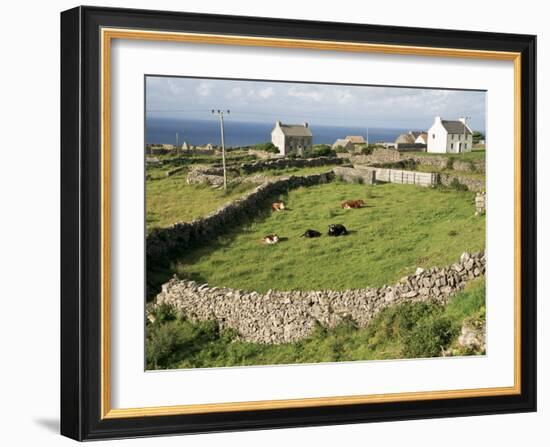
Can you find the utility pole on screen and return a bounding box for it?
[462,116,471,152]
[212,109,230,190]
[175,132,179,155]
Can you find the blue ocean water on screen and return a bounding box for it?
[145,117,412,147]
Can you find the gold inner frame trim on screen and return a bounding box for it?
[100,27,522,420]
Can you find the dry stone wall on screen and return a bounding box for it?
[440,173,485,192]
[151,252,486,344]
[332,166,375,184]
[146,172,334,268]
[338,148,485,175]
[240,156,344,174]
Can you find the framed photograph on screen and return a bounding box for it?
[61,6,536,441]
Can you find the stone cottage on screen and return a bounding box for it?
[395,131,422,145]
[332,138,354,152]
[345,135,367,149]
[271,121,313,156]
[427,116,473,153]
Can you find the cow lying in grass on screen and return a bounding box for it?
[328,224,348,236]
[341,199,365,209]
[300,229,321,238]
[261,234,280,245]
[272,201,285,212]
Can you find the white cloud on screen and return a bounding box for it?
[258,87,275,99]
[196,82,212,97]
[146,76,485,130]
[335,89,354,105]
[287,86,324,102]
[226,87,243,98]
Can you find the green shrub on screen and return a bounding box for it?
[304,145,335,158]
[352,176,364,184]
[446,156,456,170]
[472,131,484,145]
[333,145,348,153]
[403,315,457,358]
[146,319,221,369]
[151,303,177,324]
[253,142,280,154]
[449,178,469,192]
[360,146,373,155]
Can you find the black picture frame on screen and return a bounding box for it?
[61,5,536,441]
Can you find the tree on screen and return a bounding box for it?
[472,131,484,145]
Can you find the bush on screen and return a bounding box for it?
[146,318,221,369]
[253,142,280,154]
[333,145,348,153]
[403,315,457,358]
[304,145,335,158]
[472,131,484,145]
[360,146,373,155]
[446,156,456,170]
[449,177,469,192]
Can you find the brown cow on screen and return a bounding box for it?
[272,201,285,212]
[261,234,280,245]
[341,199,365,209]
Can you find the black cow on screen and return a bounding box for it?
[301,229,321,238]
[328,224,348,236]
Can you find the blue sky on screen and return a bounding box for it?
[146,76,486,131]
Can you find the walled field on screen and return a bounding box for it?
[146,278,486,369]
[172,182,485,292]
[146,168,257,231]
[146,163,342,232]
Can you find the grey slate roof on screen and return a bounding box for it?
[277,123,313,137]
[441,120,472,135]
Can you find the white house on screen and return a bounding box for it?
[271,121,313,156]
[427,117,473,153]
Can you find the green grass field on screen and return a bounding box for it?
[256,165,338,177]
[146,169,257,232]
[415,164,486,181]
[406,148,486,161]
[146,278,485,369]
[146,163,342,232]
[171,182,485,292]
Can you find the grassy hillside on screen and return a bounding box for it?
[171,182,485,292]
[146,278,485,370]
[146,169,257,231]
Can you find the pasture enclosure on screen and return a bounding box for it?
[171,182,485,293]
[152,252,485,344]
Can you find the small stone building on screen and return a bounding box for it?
[271,121,313,156]
[395,131,422,145]
[332,138,354,152]
[345,135,367,149]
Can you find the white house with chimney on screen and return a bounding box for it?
[271,121,313,156]
[427,116,473,154]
